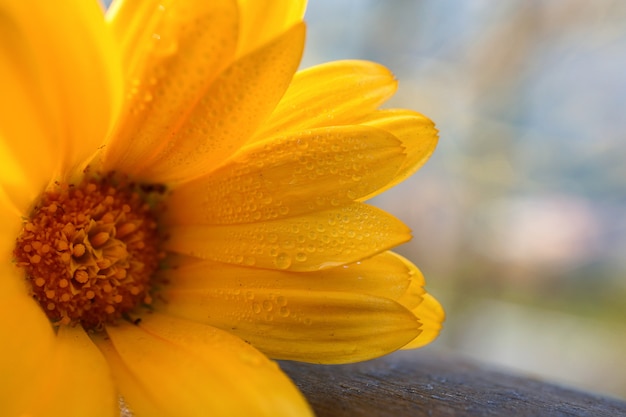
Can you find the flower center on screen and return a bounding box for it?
[13,173,164,329]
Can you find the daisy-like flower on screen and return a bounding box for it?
[1,0,444,416]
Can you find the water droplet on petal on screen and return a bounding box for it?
[274,252,292,269]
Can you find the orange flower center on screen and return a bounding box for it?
[13,173,164,329]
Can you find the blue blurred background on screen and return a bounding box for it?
[302,0,626,399]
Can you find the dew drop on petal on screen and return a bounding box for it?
[252,302,262,314]
[274,252,292,269]
[279,306,290,318]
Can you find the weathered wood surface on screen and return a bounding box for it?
[280,350,626,417]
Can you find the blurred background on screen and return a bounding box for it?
[302,0,626,399]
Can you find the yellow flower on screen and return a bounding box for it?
[0,0,444,416]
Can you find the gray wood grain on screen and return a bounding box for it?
[280,350,626,417]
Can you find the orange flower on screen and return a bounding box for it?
[0,0,444,415]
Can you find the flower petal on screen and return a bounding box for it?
[358,109,438,198]
[165,125,404,225]
[252,60,397,142]
[103,0,239,173]
[0,194,22,261]
[388,252,427,310]
[0,266,54,416]
[95,315,312,416]
[0,265,116,417]
[0,0,121,209]
[0,139,36,214]
[162,252,411,301]
[107,22,305,184]
[164,203,411,271]
[401,293,445,350]
[236,0,307,57]
[106,0,235,80]
[33,326,117,417]
[158,287,421,364]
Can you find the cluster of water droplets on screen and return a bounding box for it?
[244,291,313,326]
[186,128,400,225]
[122,1,242,175]
[194,202,399,271]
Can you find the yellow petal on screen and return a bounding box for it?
[0,264,116,417]
[104,0,239,173]
[164,203,411,271]
[107,0,236,80]
[165,125,404,225]
[107,22,305,184]
[162,252,411,301]
[95,315,312,416]
[402,293,445,350]
[0,0,121,195]
[0,138,37,214]
[358,109,439,198]
[236,0,306,57]
[159,287,421,364]
[252,60,397,143]
[390,252,427,310]
[0,193,22,262]
[31,326,117,417]
[0,266,55,415]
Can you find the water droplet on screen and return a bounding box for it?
[262,300,273,311]
[252,302,262,314]
[274,252,292,269]
[279,306,290,317]
[295,252,307,262]
[151,33,178,57]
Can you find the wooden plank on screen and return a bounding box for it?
[280,350,626,417]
